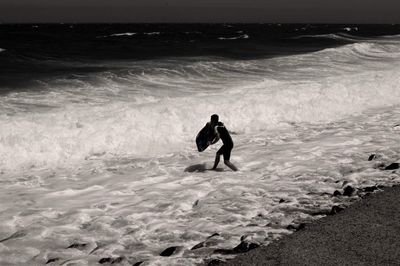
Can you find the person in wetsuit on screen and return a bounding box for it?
[208,114,238,171]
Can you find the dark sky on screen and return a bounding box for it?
[1,0,399,23]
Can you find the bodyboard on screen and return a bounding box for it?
[196,125,210,152]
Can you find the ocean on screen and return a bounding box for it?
[1,24,400,265]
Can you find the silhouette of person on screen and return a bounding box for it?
[207,114,238,171]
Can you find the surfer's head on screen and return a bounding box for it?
[211,114,219,124]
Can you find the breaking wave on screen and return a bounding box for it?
[1,37,400,174]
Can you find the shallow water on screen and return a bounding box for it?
[1,105,399,265]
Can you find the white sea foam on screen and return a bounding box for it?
[218,34,249,40]
[1,105,399,265]
[2,66,400,174]
[145,32,161,35]
[343,27,358,32]
[98,32,137,38]
[110,32,137,37]
[290,33,359,42]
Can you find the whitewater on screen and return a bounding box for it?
[1,32,400,265]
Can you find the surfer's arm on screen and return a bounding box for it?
[209,126,220,145]
[209,135,219,145]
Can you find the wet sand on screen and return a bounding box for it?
[224,185,400,266]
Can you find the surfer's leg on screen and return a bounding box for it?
[223,146,237,171]
[212,146,224,169]
[211,145,225,170]
[212,153,220,170]
[224,160,238,171]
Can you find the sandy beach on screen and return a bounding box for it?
[223,185,400,266]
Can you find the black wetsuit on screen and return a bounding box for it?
[215,122,233,161]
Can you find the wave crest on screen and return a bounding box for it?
[2,66,400,174]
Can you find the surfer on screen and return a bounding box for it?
[207,114,238,171]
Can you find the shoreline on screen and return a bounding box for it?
[220,184,400,266]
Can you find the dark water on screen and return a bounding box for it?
[1,24,400,87]
[0,24,341,60]
[2,24,400,59]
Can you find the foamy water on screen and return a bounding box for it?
[1,34,400,265]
